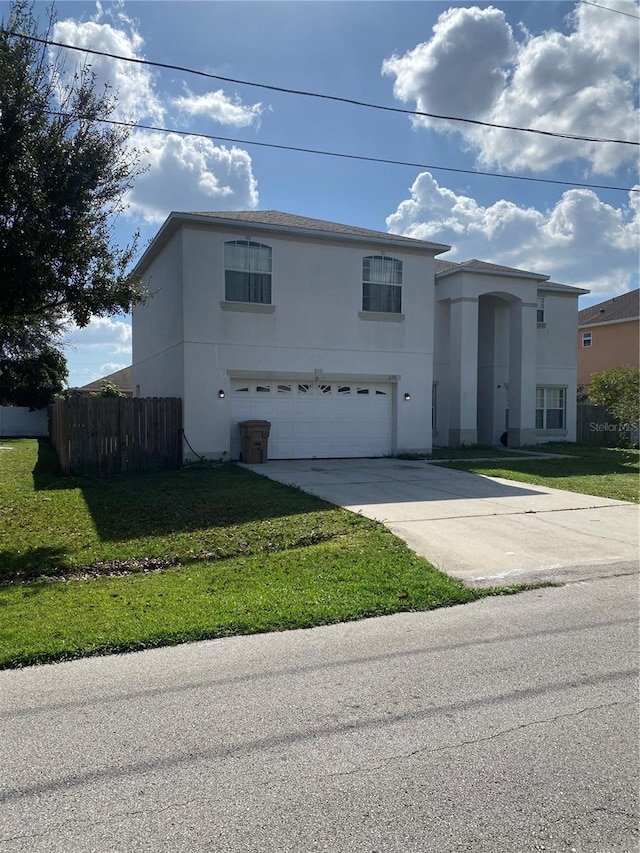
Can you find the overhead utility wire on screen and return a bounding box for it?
[14,31,640,148]
[579,1,640,19]
[50,111,639,194]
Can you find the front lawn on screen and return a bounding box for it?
[429,446,530,460]
[436,444,639,504]
[0,440,513,668]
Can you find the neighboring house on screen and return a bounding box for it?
[132,211,586,460]
[577,289,639,389]
[77,366,133,397]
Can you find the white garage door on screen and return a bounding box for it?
[230,380,393,459]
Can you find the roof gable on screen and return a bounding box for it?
[79,366,132,393]
[435,257,548,280]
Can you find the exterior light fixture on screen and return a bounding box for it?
[404,392,411,401]
[218,389,226,399]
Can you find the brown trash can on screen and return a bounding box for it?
[239,420,271,463]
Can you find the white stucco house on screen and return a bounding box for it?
[132,210,586,460]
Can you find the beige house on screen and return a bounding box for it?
[578,289,639,388]
[77,366,133,397]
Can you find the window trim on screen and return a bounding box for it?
[535,386,567,432]
[358,310,405,323]
[224,240,272,305]
[220,300,275,314]
[361,255,402,314]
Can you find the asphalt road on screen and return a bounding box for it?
[1,574,638,853]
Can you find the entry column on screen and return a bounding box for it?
[508,300,537,447]
[449,296,478,446]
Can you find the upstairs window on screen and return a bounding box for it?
[582,331,592,347]
[537,297,545,324]
[224,241,272,304]
[362,255,402,313]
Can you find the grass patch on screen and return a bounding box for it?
[0,439,363,584]
[429,446,528,460]
[397,446,526,461]
[437,444,639,503]
[0,439,516,668]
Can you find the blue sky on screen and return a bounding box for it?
[5,0,639,387]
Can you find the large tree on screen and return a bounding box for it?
[0,1,144,359]
[0,343,67,409]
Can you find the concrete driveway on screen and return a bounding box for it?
[242,458,639,586]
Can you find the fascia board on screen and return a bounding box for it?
[435,266,549,282]
[578,317,640,329]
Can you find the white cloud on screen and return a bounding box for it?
[173,89,263,127]
[125,131,258,223]
[65,316,132,354]
[383,6,516,127]
[99,361,128,375]
[52,18,164,123]
[52,10,260,224]
[382,2,639,175]
[387,172,640,297]
[64,317,132,387]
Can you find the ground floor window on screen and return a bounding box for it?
[536,387,566,430]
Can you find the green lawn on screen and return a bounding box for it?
[0,439,516,669]
[429,446,530,460]
[436,444,639,504]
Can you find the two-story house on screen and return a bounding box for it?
[132,211,585,460]
[577,288,639,389]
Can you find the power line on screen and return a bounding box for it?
[50,111,639,193]
[579,1,640,19]
[13,31,640,148]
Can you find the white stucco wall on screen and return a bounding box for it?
[535,289,580,443]
[132,230,185,399]
[435,273,541,446]
[433,275,581,446]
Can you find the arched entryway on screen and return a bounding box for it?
[435,287,538,448]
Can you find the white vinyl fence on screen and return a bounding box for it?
[0,406,48,437]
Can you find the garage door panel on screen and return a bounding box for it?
[231,380,392,459]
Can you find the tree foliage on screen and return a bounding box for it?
[0,0,145,358]
[589,366,640,428]
[0,343,67,408]
[93,378,127,398]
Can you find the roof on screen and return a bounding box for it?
[435,257,549,281]
[192,210,449,248]
[79,366,132,394]
[539,281,590,295]
[434,259,588,295]
[578,288,639,327]
[133,210,451,275]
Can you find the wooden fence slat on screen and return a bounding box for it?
[576,403,622,446]
[48,397,183,476]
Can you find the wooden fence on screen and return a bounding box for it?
[576,402,625,446]
[50,396,183,475]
